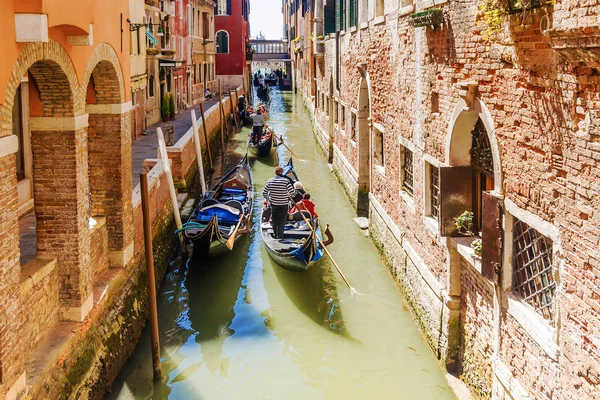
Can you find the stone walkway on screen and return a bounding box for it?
[131,96,223,187]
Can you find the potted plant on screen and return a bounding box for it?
[454,211,482,256]
[146,48,159,55]
[161,93,171,122]
[411,8,443,28]
[316,35,325,41]
[168,92,176,119]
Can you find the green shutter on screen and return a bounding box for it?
[349,0,356,27]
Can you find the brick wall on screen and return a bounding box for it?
[292,0,600,398]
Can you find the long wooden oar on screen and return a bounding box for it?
[225,214,245,250]
[288,195,354,292]
[272,131,302,161]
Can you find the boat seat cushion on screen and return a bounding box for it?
[218,187,247,202]
[196,204,240,225]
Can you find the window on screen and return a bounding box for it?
[374,127,384,166]
[326,96,330,116]
[216,31,229,53]
[203,12,209,39]
[513,219,556,322]
[217,0,230,15]
[336,0,346,31]
[349,0,357,27]
[376,0,384,17]
[400,0,414,8]
[350,112,357,141]
[334,100,339,124]
[13,85,25,181]
[401,146,413,195]
[428,163,440,221]
[340,105,346,129]
[148,76,155,97]
[470,118,494,232]
[324,0,335,34]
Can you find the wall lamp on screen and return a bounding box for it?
[127,19,164,36]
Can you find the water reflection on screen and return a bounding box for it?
[109,88,455,400]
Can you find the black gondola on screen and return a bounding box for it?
[248,127,274,157]
[257,84,269,100]
[179,155,254,257]
[240,109,253,125]
[260,159,333,272]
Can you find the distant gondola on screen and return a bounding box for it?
[261,158,333,272]
[179,155,254,257]
[248,126,274,157]
[257,84,270,100]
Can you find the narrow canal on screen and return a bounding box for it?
[110,90,454,399]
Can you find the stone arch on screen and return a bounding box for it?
[356,70,372,217]
[2,39,80,123]
[445,97,503,194]
[81,43,126,105]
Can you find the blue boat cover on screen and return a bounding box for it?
[196,206,240,225]
[218,187,247,202]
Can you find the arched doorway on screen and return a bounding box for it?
[356,76,371,217]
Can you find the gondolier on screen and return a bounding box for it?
[263,166,295,239]
[252,109,265,144]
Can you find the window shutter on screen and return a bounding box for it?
[227,0,232,14]
[439,166,473,237]
[481,191,502,283]
[335,0,341,32]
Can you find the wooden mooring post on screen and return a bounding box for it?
[198,102,213,171]
[217,79,226,153]
[140,172,162,382]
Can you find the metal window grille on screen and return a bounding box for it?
[513,219,556,322]
[402,147,413,196]
[470,118,493,175]
[430,164,439,220]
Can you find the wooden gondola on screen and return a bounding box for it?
[248,126,275,157]
[265,77,277,86]
[260,158,333,272]
[240,109,253,126]
[257,84,269,100]
[179,155,254,257]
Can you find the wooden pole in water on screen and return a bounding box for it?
[157,127,186,252]
[140,172,162,381]
[198,102,213,170]
[190,110,207,194]
[217,79,226,152]
[229,89,240,131]
[242,78,248,103]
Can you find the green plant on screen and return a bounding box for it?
[454,211,482,256]
[161,93,170,118]
[477,0,509,41]
[168,92,175,117]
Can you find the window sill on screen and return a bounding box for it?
[339,129,346,137]
[399,190,416,213]
[359,22,369,30]
[373,15,386,26]
[506,293,559,361]
[350,26,357,33]
[452,236,482,273]
[375,164,386,177]
[423,216,440,238]
[349,139,357,148]
[398,4,415,17]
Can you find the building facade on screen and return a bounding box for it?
[190,0,217,104]
[0,1,132,398]
[130,0,148,140]
[286,0,600,399]
[215,0,251,89]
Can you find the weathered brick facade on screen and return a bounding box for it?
[288,0,600,398]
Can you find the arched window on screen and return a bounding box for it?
[216,31,229,53]
[470,118,494,232]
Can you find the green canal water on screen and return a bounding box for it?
[109,90,455,400]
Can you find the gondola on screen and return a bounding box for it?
[248,126,274,157]
[265,77,277,86]
[179,155,254,257]
[260,158,333,272]
[257,84,269,100]
[240,109,253,126]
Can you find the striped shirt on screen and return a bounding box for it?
[262,174,295,206]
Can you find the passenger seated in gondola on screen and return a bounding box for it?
[251,109,265,144]
[292,181,305,203]
[289,193,318,220]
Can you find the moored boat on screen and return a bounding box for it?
[260,159,333,272]
[248,126,275,157]
[257,84,269,100]
[179,155,254,257]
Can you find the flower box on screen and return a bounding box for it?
[146,48,159,55]
[411,8,443,28]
